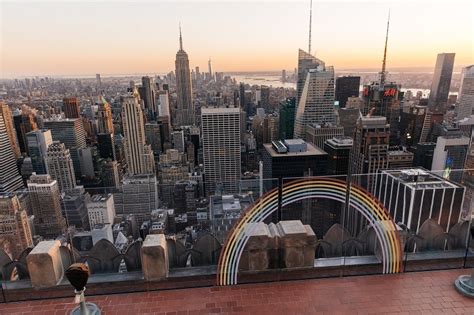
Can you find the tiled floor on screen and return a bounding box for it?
[1,269,473,314]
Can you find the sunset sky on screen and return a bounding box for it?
[1,0,473,77]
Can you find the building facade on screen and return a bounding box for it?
[45,142,77,192]
[175,28,194,126]
[201,107,241,194]
[428,53,456,114]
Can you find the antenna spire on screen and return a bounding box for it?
[179,22,183,50]
[380,9,390,86]
[308,0,313,54]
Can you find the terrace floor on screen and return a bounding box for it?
[1,269,473,314]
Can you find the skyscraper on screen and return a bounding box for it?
[13,106,38,155]
[0,103,21,160]
[457,65,474,120]
[349,116,390,190]
[428,53,456,114]
[45,141,77,192]
[335,76,360,108]
[0,193,33,258]
[121,94,155,175]
[0,113,24,193]
[201,107,241,194]
[63,97,81,119]
[296,49,325,104]
[26,129,53,175]
[431,135,469,183]
[96,96,114,134]
[175,26,194,126]
[141,76,157,120]
[294,65,337,139]
[43,118,86,179]
[27,173,67,239]
[279,97,296,139]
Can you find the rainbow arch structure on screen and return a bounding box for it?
[217,178,403,286]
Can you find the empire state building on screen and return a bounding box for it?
[175,26,194,126]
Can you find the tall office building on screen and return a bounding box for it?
[306,123,344,149]
[45,142,77,192]
[338,107,360,137]
[431,135,469,183]
[27,173,67,239]
[63,97,81,119]
[26,129,53,174]
[13,106,38,155]
[335,76,360,108]
[96,74,102,91]
[0,103,21,159]
[175,26,194,126]
[0,114,24,193]
[0,194,33,258]
[87,194,116,227]
[348,116,389,235]
[96,96,114,134]
[428,53,456,114]
[294,65,337,139]
[262,139,328,179]
[157,90,171,117]
[141,76,157,120]
[296,49,325,104]
[43,118,86,179]
[324,137,353,175]
[121,94,155,175]
[201,107,241,194]
[457,65,474,120]
[113,174,158,226]
[97,133,116,160]
[375,169,465,233]
[101,160,120,189]
[350,116,390,189]
[279,97,296,139]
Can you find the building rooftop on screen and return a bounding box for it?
[1,269,471,314]
[264,141,326,157]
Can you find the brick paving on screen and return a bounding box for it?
[1,269,473,314]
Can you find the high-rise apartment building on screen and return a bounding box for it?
[45,142,77,192]
[201,107,241,194]
[428,53,456,114]
[0,103,21,159]
[27,173,67,239]
[0,114,24,193]
[26,129,53,175]
[457,65,474,120]
[294,65,337,139]
[175,27,194,126]
[43,118,86,179]
[335,76,360,108]
[63,97,81,119]
[121,94,155,175]
[0,193,33,258]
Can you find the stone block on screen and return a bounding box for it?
[277,221,316,268]
[141,234,168,281]
[276,220,308,247]
[240,223,271,271]
[27,240,64,288]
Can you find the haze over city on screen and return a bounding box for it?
[1,0,473,77]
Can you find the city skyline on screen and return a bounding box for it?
[1,0,473,78]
